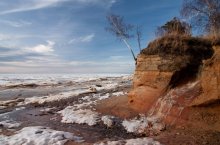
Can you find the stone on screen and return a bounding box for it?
[128,54,177,113]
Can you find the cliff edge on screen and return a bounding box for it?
[94,35,220,144]
[128,35,220,131]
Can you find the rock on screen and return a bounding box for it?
[96,84,102,87]
[89,87,97,93]
[101,116,114,128]
[128,36,220,132]
[128,54,179,113]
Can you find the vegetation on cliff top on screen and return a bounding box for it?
[155,17,191,37]
[141,35,213,60]
[141,0,220,59]
[106,0,220,63]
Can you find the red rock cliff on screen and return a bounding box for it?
[128,36,220,130]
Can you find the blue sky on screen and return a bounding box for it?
[0,0,182,74]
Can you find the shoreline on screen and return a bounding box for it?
[1,74,219,145]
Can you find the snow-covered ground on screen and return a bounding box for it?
[122,115,165,134]
[0,126,84,145]
[0,73,131,86]
[0,107,26,132]
[18,89,91,105]
[57,92,117,126]
[95,137,162,145]
[59,108,100,126]
[0,74,131,106]
[0,74,162,145]
[0,120,21,129]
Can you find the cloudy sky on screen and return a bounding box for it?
[0,0,182,74]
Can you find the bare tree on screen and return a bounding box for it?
[156,17,191,37]
[106,14,136,62]
[181,0,220,37]
[136,25,142,52]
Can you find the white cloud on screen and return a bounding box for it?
[74,0,117,8]
[68,33,95,44]
[80,34,95,42]
[0,19,32,27]
[0,57,134,73]
[0,34,11,41]
[0,49,25,57]
[0,0,118,15]
[0,0,62,15]
[25,41,55,54]
[75,0,117,4]
[109,55,127,61]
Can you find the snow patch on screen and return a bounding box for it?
[81,96,91,101]
[95,137,162,145]
[73,101,94,109]
[14,107,26,111]
[101,116,114,128]
[98,93,110,100]
[0,126,84,145]
[58,107,99,126]
[0,120,21,129]
[40,107,55,112]
[58,92,117,127]
[18,89,90,105]
[122,115,149,134]
[112,91,125,96]
[95,83,119,91]
[122,115,165,134]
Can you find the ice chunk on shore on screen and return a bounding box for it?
[93,93,110,100]
[19,89,90,105]
[122,115,165,134]
[0,120,21,129]
[112,91,125,96]
[95,137,162,145]
[95,83,119,91]
[122,115,149,134]
[101,116,114,128]
[0,126,84,145]
[58,107,99,126]
[14,107,26,111]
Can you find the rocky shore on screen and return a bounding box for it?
[1,36,220,145]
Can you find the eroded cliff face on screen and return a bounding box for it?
[128,41,220,130]
[128,53,198,113]
[191,46,220,106]
[128,55,174,113]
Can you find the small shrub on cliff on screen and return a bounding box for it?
[156,17,191,37]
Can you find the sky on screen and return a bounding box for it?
[0,0,182,74]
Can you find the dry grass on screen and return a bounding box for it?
[203,34,220,46]
[141,35,214,60]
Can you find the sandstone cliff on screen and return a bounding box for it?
[128,36,220,131]
[95,36,220,144]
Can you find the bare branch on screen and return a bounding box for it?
[106,13,136,62]
[136,25,142,52]
[181,0,220,37]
